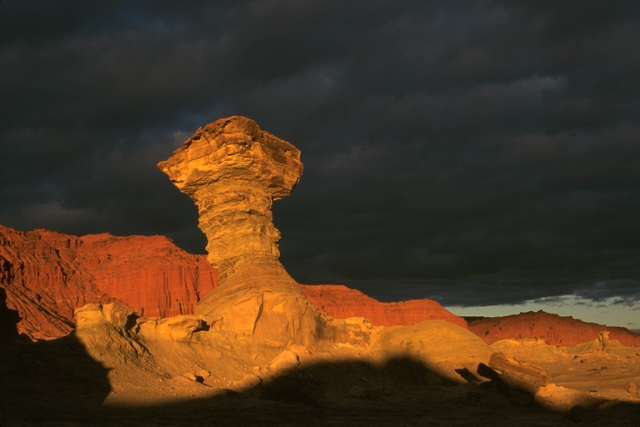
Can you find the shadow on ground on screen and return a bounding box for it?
[1,289,638,427]
[0,288,111,424]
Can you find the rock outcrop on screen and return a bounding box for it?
[157,115,303,275]
[77,233,216,317]
[0,287,25,347]
[468,311,640,347]
[371,320,492,383]
[1,221,467,341]
[301,284,467,328]
[0,225,112,340]
[158,116,321,346]
[0,225,216,340]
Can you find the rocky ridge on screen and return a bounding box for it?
[469,311,640,347]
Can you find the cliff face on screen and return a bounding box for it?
[301,284,467,328]
[76,233,217,318]
[0,225,111,340]
[0,225,217,340]
[468,311,640,347]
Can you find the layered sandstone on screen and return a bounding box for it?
[468,311,640,347]
[371,320,492,383]
[77,233,216,317]
[0,225,216,339]
[301,284,467,328]
[158,116,321,346]
[0,225,111,340]
[157,115,303,275]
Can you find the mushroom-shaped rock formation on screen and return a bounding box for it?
[157,116,302,274]
[158,116,321,346]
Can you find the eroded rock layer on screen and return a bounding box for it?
[157,115,303,275]
[0,225,216,339]
[301,284,467,328]
[159,116,321,346]
[469,311,640,347]
[77,233,216,317]
[0,225,111,340]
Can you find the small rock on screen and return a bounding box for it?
[195,369,211,379]
[269,349,300,372]
[535,384,603,413]
[231,373,262,390]
[184,371,208,383]
[627,382,639,397]
[183,372,199,382]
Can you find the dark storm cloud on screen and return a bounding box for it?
[1,1,639,306]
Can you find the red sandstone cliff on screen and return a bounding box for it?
[300,284,467,328]
[0,225,111,340]
[468,311,640,347]
[0,225,216,340]
[76,233,216,317]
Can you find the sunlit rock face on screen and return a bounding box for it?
[0,225,217,340]
[158,116,320,346]
[157,116,303,276]
[0,225,112,340]
[301,284,468,328]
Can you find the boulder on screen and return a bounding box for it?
[486,352,549,393]
[74,303,147,366]
[138,315,208,342]
[535,383,606,413]
[371,320,493,383]
[269,349,300,373]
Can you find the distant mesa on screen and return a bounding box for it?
[468,310,640,347]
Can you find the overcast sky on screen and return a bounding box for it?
[1,1,639,323]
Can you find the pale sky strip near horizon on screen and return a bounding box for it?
[448,295,640,330]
